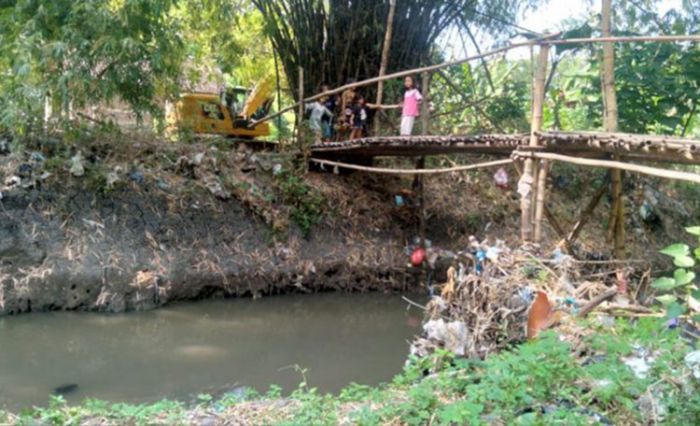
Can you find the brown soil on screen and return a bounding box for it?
[0,133,696,315]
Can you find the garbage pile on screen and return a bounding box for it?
[409,238,650,359]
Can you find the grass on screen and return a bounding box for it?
[3,317,699,425]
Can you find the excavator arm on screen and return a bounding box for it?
[242,78,273,119]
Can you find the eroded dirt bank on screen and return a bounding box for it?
[1,133,697,315]
[0,136,421,315]
[0,187,411,315]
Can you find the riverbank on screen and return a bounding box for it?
[0,134,420,315]
[2,317,698,425]
[1,131,698,315]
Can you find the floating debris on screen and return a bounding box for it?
[70,153,85,177]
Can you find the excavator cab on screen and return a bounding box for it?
[221,87,248,119]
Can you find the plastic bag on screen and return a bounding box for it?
[494,167,509,189]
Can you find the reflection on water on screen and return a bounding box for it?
[0,293,423,410]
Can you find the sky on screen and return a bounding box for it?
[444,0,686,59]
[519,0,683,34]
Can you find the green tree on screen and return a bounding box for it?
[0,0,188,134]
[252,0,542,101]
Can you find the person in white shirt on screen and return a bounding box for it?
[305,101,334,143]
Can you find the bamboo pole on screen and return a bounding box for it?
[533,159,549,242]
[415,156,426,250]
[421,72,431,135]
[518,152,700,185]
[566,179,609,244]
[602,0,625,259]
[297,67,305,149]
[252,34,700,127]
[374,0,396,134]
[274,50,283,144]
[309,158,513,175]
[521,45,550,243]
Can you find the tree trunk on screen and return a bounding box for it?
[374,0,396,134]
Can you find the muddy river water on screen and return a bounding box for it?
[0,293,423,410]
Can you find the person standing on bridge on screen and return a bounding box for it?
[305,100,334,143]
[385,76,423,136]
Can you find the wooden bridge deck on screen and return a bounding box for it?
[310,131,700,165]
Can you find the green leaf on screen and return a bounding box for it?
[674,255,696,268]
[660,243,690,258]
[674,269,696,286]
[686,226,700,236]
[652,277,676,291]
[666,302,686,320]
[694,247,700,260]
[656,295,678,306]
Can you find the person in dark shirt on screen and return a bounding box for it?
[350,95,368,140]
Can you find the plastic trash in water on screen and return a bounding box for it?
[517,288,534,305]
[411,248,426,267]
[17,163,32,178]
[157,179,170,191]
[639,200,654,222]
[395,195,405,207]
[485,246,501,262]
[551,248,567,265]
[30,152,46,163]
[493,167,509,189]
[476,249,486,274]
[129,170,145,184]
[685,350,700,379]
[69,153,85,177]
[411,236,432,248]
[564,297,580,315]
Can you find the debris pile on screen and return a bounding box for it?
[410,239,655,359]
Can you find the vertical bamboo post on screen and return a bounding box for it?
[374,0,396,134]
[416,156,426,247]
[520,44,550,244]
[421,72,431,135]
[274,50,283,144]
[602,0,625,258]
[414,71,431,247]
[533,159,549,242]
[297,67,305,150]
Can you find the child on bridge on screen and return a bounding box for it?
[305,100,334,143]
[384,76,423,136]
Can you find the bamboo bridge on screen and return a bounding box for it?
[309,131,700,166]
[252,32,700,256]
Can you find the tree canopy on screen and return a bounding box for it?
[252,0,541,100]
[0,0,698,139]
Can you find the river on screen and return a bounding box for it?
[0,293,423,410]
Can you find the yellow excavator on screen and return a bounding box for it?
[168,79,273,139]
